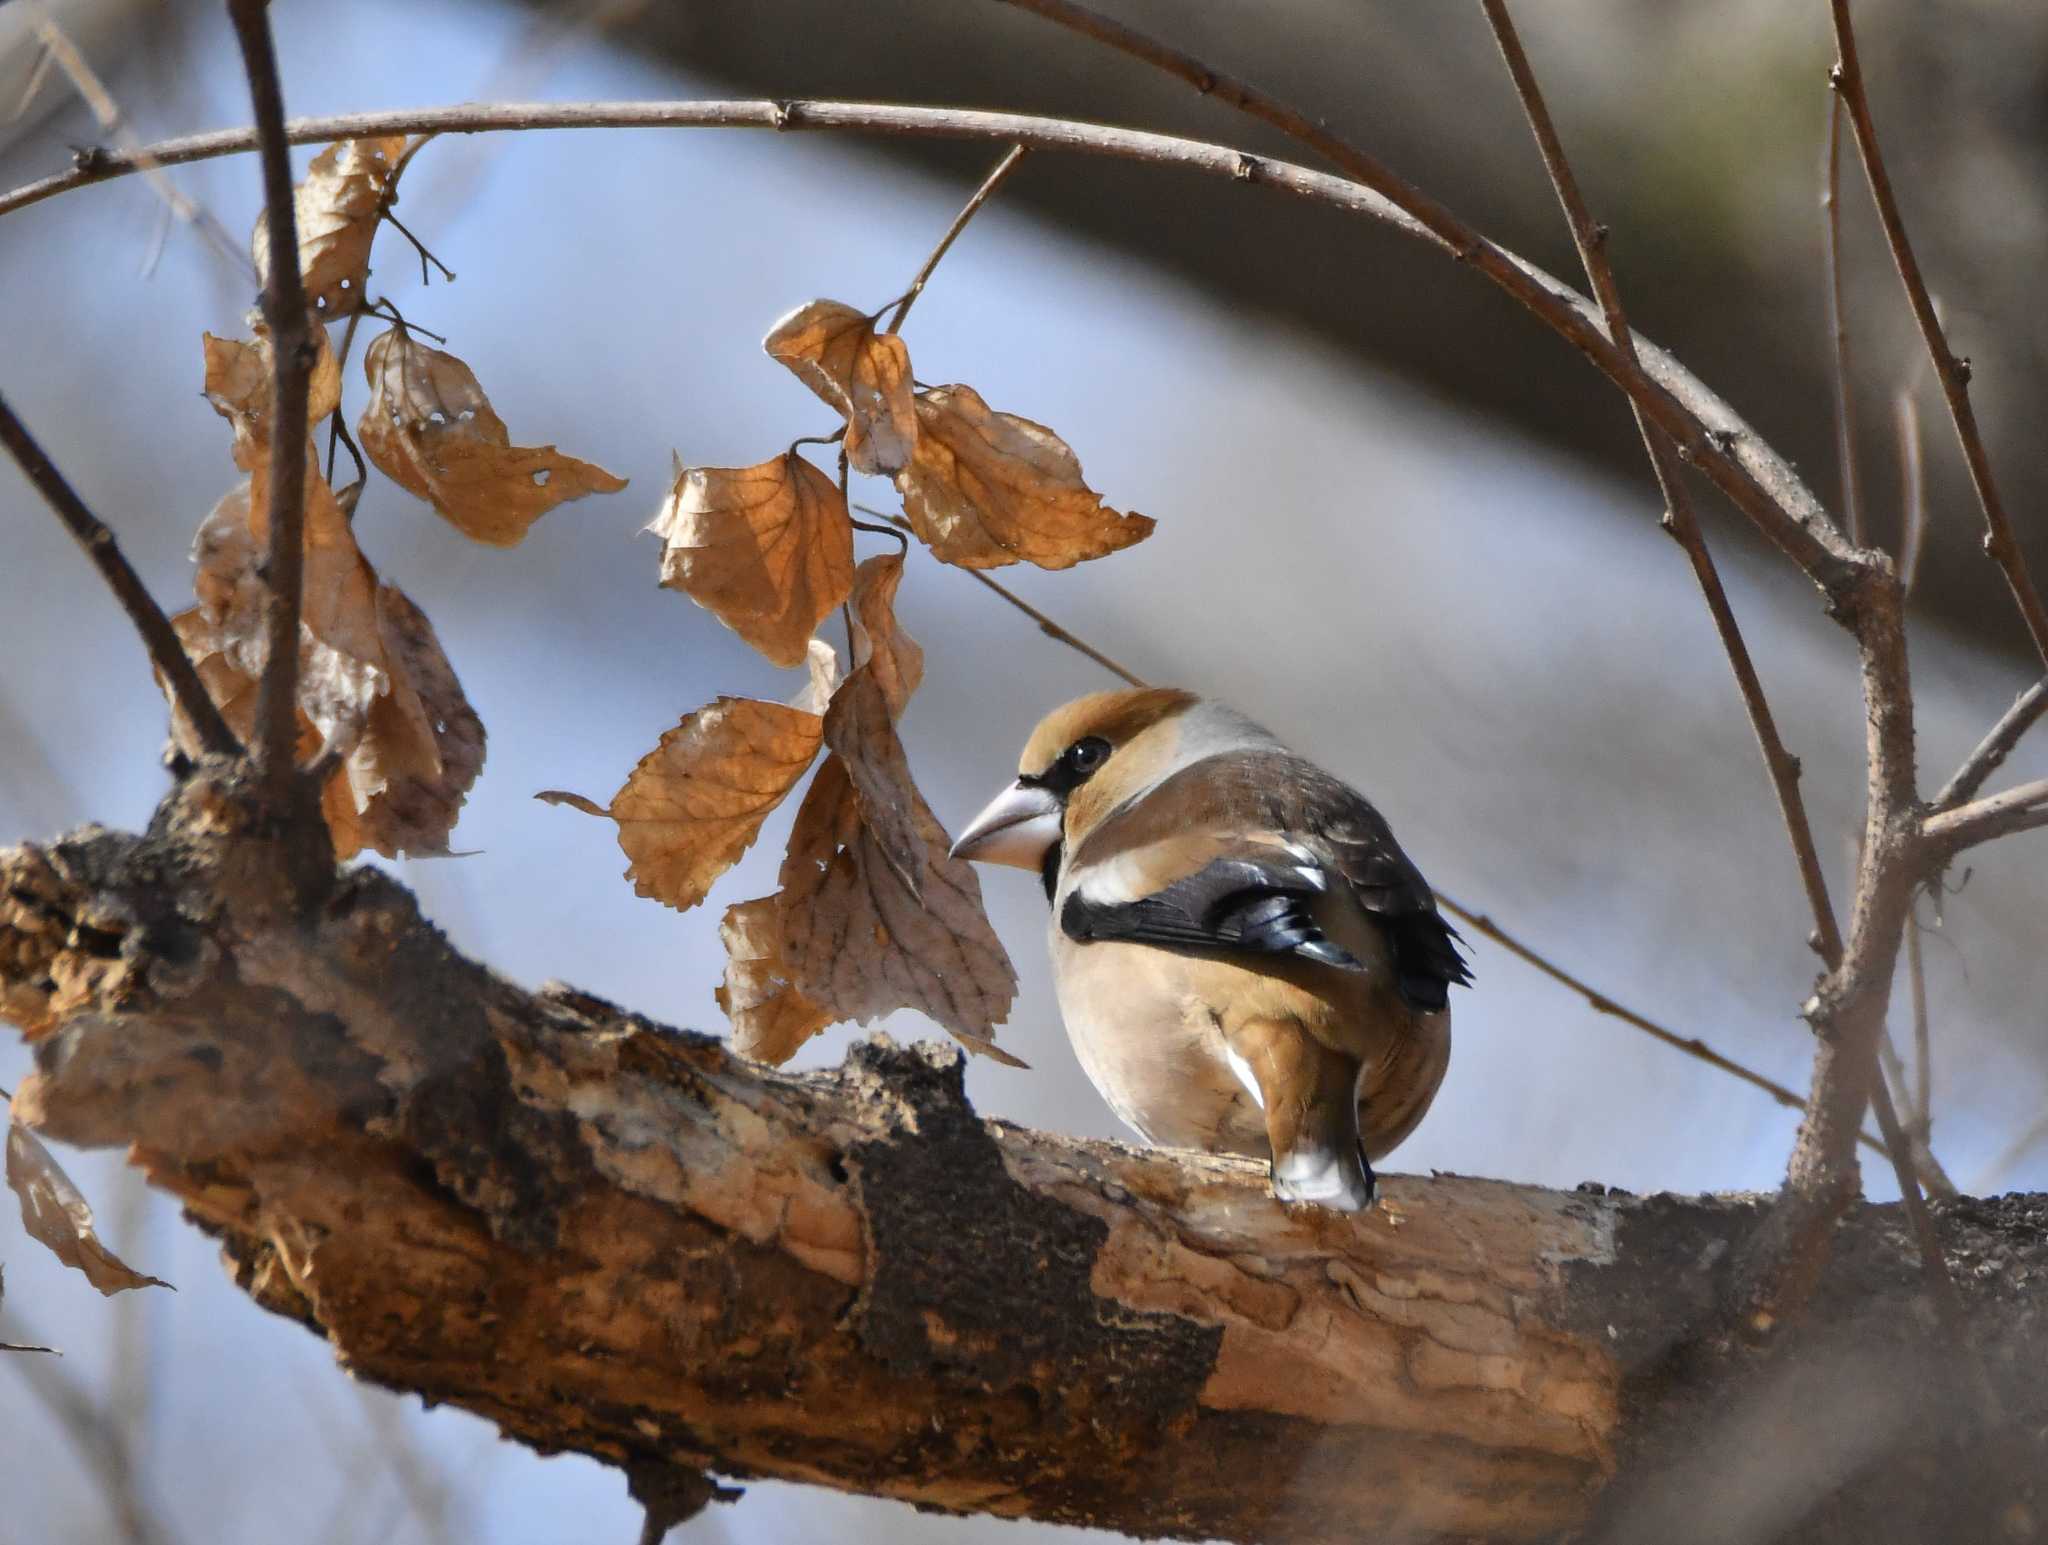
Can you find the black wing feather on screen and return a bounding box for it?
[1058,748,1471,1010]
[1061,854,1365,970]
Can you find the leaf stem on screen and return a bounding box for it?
[884,143,1029,334]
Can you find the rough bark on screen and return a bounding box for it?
[4,768,2045,1544]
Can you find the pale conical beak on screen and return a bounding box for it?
[949,781,1063,869]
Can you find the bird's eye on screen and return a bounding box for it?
[1064,737,1110,776]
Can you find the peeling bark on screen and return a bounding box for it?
[4,771,2045,1543]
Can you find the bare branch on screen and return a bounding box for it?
[0,393,240,759]
[24,5,251,276]
[1822,94,1865,548]
[226,0,313,794]
[1829,0,2048,668]
[883,142,1029,334]
[1930,677,2048,813]
[1895,388,1926,593]
[1436,896,1890,1162]
[1478,0,1843,968]
[0,99,1849,591]
[1921,777,2048,855]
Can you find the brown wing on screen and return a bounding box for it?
[1068,749,1469,1011]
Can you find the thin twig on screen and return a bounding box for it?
[1930,677,2048,812]
[227,0,314,793]
[1438,897,1892,1163]
[1822,95,1865,548]
[1905,908,1931,1141]
[1479,0,1844,970]
[1830,0,2048,668]
[884,143,1029,334]
[25,6,251,277]
[1895,389,1926,594]
[0,99,1850,589]
[853,505,1147,686]
[381,206,456,285]
[0,393,239,758]
[1921,776,2048,854]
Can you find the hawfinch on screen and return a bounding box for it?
[951,688,1468,1211]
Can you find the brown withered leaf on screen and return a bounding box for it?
[822,667,924,899]
[847,552,924,721]
[252,135,410,319]
[895,383,1154,570]
[359,328,627,547]
[771,755,1021,1058]
[569,697,826,912]
[648,451,854,668]
[790,638,843,716]
[202,325,342,491]
[7,1117,170,1296]
[320,585,487,861]
[762,299,918,476]
[714,896,834,1064]
[164,485,483,860]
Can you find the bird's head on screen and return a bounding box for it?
[949,688,1200,884]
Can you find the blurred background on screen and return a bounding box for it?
[2,1,2044,1541]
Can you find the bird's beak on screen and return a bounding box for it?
[949,781,1063,869]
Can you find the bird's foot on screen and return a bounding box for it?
[1271,1145,1377,1212]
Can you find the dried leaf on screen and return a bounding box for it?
[359,328,627,547]
[895,383,1154,570]
[203,324,341,478]
[822,667,925,899]
[647,452,855,668]
[604,697,825,912]
[847,552,924,721]
[762,299,918,476]
[320,584,487,861]
[770,755,1020,1053]
[6,1117,169,1295]
[252,135,410,319]
[791,638,843,716]
[714,896,834,1064]
[163,484,483,860]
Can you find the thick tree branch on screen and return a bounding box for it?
[4,799,2046,1543]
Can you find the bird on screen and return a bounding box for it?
[950,688,1469,1212]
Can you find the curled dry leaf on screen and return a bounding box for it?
[721,755,1020,1066]
[822,667,925,899]
[762,299,918,476]
[647,451,854,668]
[578,697,826,913]
[714,896,833,1064]
[896,383,1154,570]
[202,325,341,477]
[251,135,410,319]
[7,1116,169,1296]
[163,484,484,860]
[320,585,488,861]
[847,552,924,722]
[359,327,627,548]
[790,638,843,716]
